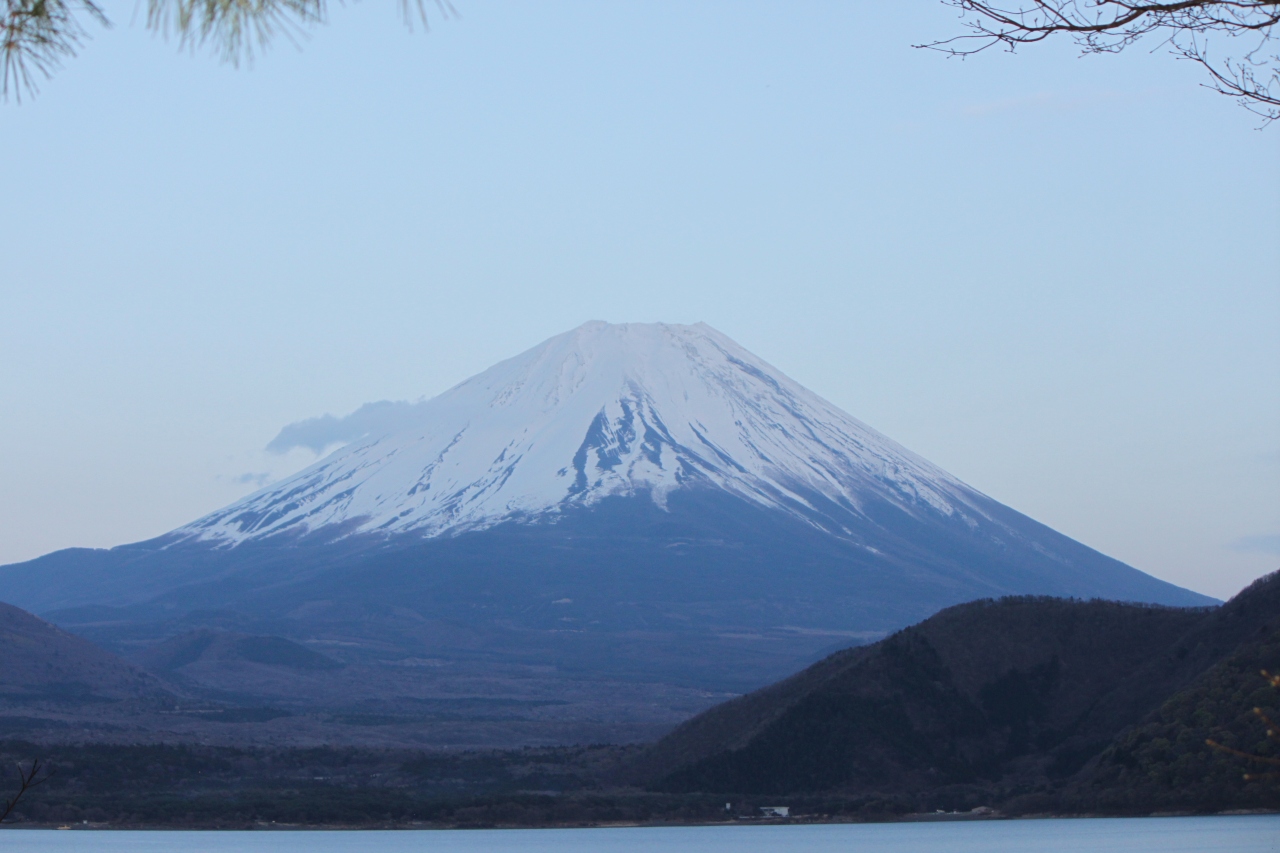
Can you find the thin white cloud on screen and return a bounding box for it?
[1229,534,1280,556]
[266,400,422,456]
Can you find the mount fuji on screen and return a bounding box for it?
[0,322,1211,736]
[187,321,991,548]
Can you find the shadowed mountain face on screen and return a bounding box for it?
[0,603,183,742]
[0,323,1212,734]
[634,572,1280,799]
[0,603,172,706]
[1,489,1208,699]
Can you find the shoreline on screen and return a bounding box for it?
[5,808,1277,832]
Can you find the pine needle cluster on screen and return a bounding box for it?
[2,0,452,100]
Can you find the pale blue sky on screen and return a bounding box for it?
[2,2,1277,599]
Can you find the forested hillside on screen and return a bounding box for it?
[635,572,1280,813]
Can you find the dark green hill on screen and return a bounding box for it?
[636,571,1280,805]
[1064,581,1280,813]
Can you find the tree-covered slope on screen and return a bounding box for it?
[1068,598,1280,811]
[638,571,1280,806]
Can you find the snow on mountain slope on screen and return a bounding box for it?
[181,322,985,546]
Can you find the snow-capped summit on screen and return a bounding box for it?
[182,322,977,546]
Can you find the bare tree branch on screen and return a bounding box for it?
[920,1,1280,124]
[0,759,49,823]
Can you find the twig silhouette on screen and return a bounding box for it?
[0,758,49,823]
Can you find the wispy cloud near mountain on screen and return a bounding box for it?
[265,401,421,456]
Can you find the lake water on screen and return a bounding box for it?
[2,816,1276,852]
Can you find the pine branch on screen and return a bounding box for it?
[2,0,454,100]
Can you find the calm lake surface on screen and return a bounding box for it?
[2,816,1276,852]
